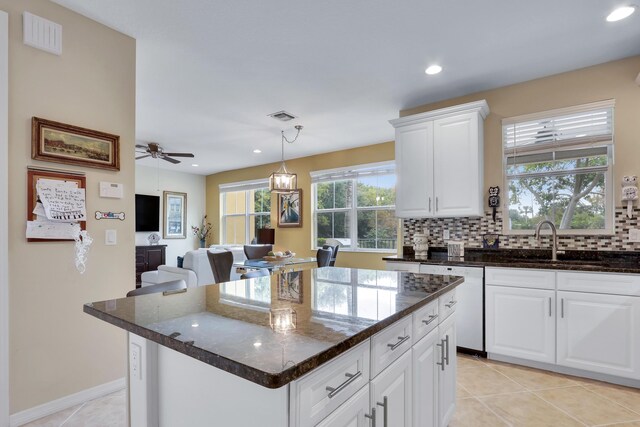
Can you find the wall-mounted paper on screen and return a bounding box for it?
[26,221,79,239]
[36,178,86,222]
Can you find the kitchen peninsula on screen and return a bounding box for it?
[85,267,464,427]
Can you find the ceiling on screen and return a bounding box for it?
[52,0,640,175]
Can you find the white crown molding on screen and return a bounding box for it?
[9,378,125,427]
[389,99,490,128]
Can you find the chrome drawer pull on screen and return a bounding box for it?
[445,300,457,308]
[325,371,362,398]
[387,335,410,350]
[422,314,438,325]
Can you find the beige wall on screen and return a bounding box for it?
[206,142,396,270]
[401,55,640,206]
[2,0,136,413]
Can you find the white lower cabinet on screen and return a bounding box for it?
[557,290,640,379]
[485,285,556,363]
[437,313,457,427]
[371,350,412,427]
[412,328,439,427]
[316,385,372,427]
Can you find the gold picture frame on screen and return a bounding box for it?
[163,191,187,239]
[32,117,120,171]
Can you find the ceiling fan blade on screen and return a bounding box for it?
[135,144,148,149]
[136,155,151,160]
[163,152,194,158]
[161,156,181,164]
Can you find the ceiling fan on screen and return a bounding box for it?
[135,142,195,164]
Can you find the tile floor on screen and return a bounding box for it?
[23,354,640,426]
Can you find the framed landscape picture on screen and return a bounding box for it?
[278,189,302,228]
[32,117,120,171]
[163,191,187,239]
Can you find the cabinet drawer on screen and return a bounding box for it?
[438,288,457,322]
[289,340,370,427]
[412,300,439,343]
[557,272,640,296]
[386,262,420,273]
[370,316,413,378]
[485,267,555,290]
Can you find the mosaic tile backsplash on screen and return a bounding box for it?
[403,208,640,251]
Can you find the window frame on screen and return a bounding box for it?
[220,179,271,245]
[310,162,397,253]
[501,101,615,236]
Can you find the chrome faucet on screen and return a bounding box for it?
[534,220,558,261]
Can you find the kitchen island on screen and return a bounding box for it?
[85,267,464,427]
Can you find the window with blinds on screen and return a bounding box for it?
[219,180,271,244]
[502,100,614,234]
[310,162,397,251]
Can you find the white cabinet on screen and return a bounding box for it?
[370,350,412,427]
[390,100,489,218]
[557,291,640,379]
[412,328,439,427]
[438,313,457,427]
[316,385,372,427]
[486,285,556,363]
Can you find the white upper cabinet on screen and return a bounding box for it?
[390,100,489,218]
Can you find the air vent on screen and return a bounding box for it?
[23,12,62,56]
[268,111,297,122]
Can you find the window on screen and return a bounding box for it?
[220,180,271,244]
[503,100,614,234]
[311,162,396,251]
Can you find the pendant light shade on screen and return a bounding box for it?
[269,125,302,193]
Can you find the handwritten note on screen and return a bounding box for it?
[26,221,79,239]
[36,179,86,222]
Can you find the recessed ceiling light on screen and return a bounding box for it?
[191,163,199,167]
[253,149,262,154]
[425,65,443,75]
[606,5,636,21]
[191,322,199,328]
[253,342,262,348]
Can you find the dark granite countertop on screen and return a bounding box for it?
[84,267,463,389]
[384,248,640,274]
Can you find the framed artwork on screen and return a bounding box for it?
[163,191,187,239]
[32,117,120,171]
[278,271,303,303]
[277,189,302,228]
[27,169,86,242]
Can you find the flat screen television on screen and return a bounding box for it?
[135,194,160,232]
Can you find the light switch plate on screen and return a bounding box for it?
[443,229,450,240]
[629,228,640,242]
[105,229,117,245]
[130,343,142,380]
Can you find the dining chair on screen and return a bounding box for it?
[240,268,270,280]
[243,244,273,260]
[322,244,340,267]
[126,279,186,297]
[207,250,234,283]
[316,247,333,267]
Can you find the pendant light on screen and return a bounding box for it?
[269,125,303,193]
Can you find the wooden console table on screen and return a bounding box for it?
[135,245,167,285]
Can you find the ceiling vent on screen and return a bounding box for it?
[23,12,62,56]
[268,111,297,122]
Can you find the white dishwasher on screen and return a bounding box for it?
[419,264,484,353]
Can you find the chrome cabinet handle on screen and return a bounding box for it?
[444,334,450,366]
[387,335,410,350]
[325,371,362,398]
[422,314,438,325]
[445,300,457,308]
[377,396,388,427]
[429,197,432,212]
[561,298,564,318]
[364,407,376,425]
[436,339,445,371]
[548,297,552,317]
[436,197,439,211]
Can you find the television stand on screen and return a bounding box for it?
[135,245,167,286]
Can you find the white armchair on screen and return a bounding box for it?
[141,246,247,288]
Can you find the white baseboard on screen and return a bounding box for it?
[9,378,126,427]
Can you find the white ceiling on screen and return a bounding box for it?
[52,0,640,175]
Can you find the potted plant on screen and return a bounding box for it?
[192,215,213,248]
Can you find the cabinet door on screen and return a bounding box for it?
[370,351,412,427]
[438,313,456,427]
[432,113,482,217]
[486,285,555,363]
[315,385,371,427]
[557,291,640,379]
[395,122,434,218]
[146,247,165,271]
[412,328,439,427]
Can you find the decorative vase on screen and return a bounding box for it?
[200,238,206,248]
